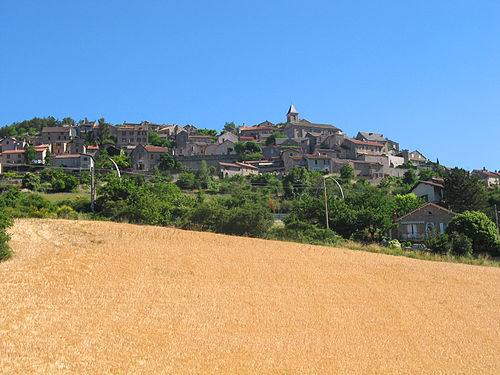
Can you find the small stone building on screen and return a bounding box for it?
[393,202,456,242]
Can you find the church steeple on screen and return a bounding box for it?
[287,104,298,123]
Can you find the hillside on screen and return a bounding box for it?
[1,219,499,374]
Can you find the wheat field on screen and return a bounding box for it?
[1,219,499,374]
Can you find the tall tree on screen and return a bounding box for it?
[443,168,487,213]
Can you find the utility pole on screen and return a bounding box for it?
[323,178,329,230]
[495,204,499,235]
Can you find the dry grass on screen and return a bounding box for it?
[1,219,499,374]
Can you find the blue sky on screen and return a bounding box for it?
[1,0,499,171]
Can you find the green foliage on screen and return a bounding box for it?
[443,168,487,213]
[21,173,41,191]
[24,145,36,164]
[403,169,418,186]
[56,205,78,219]
[424,234,451,254]
[40,169,79,192]
[95,176,193,226]
[0,208,13,262]
[176,173,196,190]
[195,161,212,189]
[0,116,60,138]
[149,131,172,148]
[340,164,354,180]
[393,194,425,217]
[268,218,340,246]
[195,128,218,137]
[244,153,264,161]
[418,168,435,181]
[222,122,236,134]
[449,231,473,256]
[446,210,499,253]
[187,194,274,237]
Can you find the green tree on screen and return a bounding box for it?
[21,173,41,191]
[97,118,111,145]
[24,145,36,164]
[176,173,196,190]
[195,160,211,189]
[446,210,499,253]
[403,169,418,186]
[340,164,354,180]
[149,131,172,147]
[418,168,435,181]
[223,122,236,133]
[158,153,176,170]
[443,168,487,213]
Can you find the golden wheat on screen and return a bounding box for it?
[1,219,499,374]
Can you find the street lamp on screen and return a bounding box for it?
[322,174,344,230]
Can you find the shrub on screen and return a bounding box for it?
[268,219,341,246]
[446,211,499,254]
[21,173,41,191]
[424,234,451,254]
[57,205,78,219]
[449,231,473,256]
[0,209,13,262]
[176,173,196,190]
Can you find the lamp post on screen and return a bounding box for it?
[83,154,121,212]
[322,174,344,230]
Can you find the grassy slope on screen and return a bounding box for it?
[1,219,499,374]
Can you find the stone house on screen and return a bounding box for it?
[113,124,149,149]
[130,145,169,172]
[52,141,68,155]
[392,202,456,242]
[67,138,87,154]
[204,140,235,156]
[0,150,25,165]
[398,150,427,166]
[217,132,238,144]
[356,132,399,152]
[341,138,387,159]
[219,162,259,177]
[0,137,25,152]
[281,148,304,173]
[471,169,500,188]
[40,127,71,144]
[304,154,333,173]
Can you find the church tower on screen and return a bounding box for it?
[286,104,298,123]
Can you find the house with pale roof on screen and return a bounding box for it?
[410,178,444,203]
[0,137,25,152]
[219,162,259,177]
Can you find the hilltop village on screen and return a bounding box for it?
[0,105,499,186]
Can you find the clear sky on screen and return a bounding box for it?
[1,0,499,171]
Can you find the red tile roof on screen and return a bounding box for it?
[143,145,168,153]
[1,149,25,154]
[239,136,255,140]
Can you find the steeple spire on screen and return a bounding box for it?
[287,104,298,123]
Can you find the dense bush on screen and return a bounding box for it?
[268,218,340,246]
[40,169,79,192]
[0,208,13,261]
[447,211,499,253]
[21,173,41,191]
[424,234,451,254]
[449,231,473,256]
